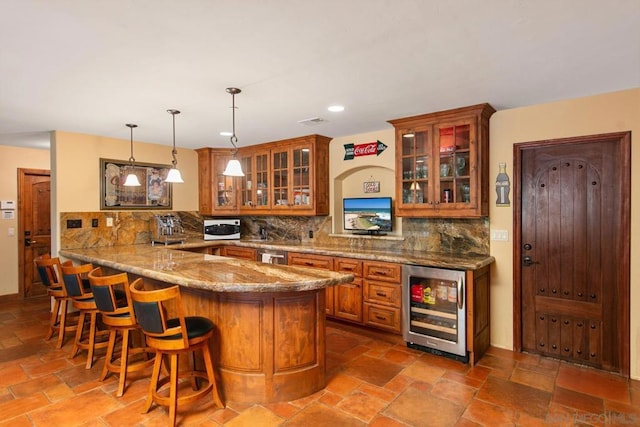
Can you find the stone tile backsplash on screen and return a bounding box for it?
[61,211,489,256]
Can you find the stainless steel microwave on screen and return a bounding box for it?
[203,218,240,240]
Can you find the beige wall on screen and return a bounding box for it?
[489,88,640,379]
[329,129,397,233]
[51,131,199,255]
[0,144,51,295]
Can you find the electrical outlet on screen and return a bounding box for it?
[308,230,313,239]
[106,217,113,227]
[92,218,99,227]
[67,219,82,229]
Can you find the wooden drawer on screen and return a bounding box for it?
[288,252,333,270]
[364,280,400,307]
[334,257,363,277]
[221,246,256,260]
[363,303,401,333]
[363,261,401,283]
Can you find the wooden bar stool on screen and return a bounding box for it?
[88,267,155,397]
[61,262,109,369]
[35,255,78,348]
[130,280,224,427]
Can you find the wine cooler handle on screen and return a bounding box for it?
[457,277,464,310]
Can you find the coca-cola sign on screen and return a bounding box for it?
[344,140,388,160]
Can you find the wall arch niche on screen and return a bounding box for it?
[332,165,401,235]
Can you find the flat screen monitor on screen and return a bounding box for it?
[343,197,392,235]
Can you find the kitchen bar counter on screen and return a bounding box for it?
[60,244,353,404]
[173,238,495,271]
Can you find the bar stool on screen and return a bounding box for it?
[130,280,224,427]
[35,255,78,348]
[60,262,109,369]
[88,267,155,397]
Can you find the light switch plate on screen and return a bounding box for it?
[491,229,509,241]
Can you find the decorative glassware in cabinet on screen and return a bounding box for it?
[255,153,269,207]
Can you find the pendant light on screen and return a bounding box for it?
[222,87,245,176]
[123,123,141,187]
[164,109,184,183]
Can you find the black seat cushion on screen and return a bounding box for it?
[161,316,214,340]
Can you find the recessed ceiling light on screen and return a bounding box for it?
[220,131,232,136]
[327,105,344,112]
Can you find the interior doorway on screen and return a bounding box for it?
[513,132,630,376]
[18,168,51,298]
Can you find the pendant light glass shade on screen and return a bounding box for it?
[164,109,184,183]
[223,158,244,176]
[123,123,142,187]
[223,87,244,177]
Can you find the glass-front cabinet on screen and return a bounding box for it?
[197,135,330,216]
[196,148,238,215]
[390,104,495,217]
[239,149,270,213]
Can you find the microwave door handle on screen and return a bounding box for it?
[457,277,464,310]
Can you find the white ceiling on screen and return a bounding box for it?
[1,0,638,150]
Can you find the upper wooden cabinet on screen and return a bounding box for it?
[389,104,495,217]
[197,135,331,216]
[196,148,239,215]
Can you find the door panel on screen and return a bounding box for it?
[517,133,630,374]
[19,169,51,297]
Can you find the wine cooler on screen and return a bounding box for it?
[402,264,467,362]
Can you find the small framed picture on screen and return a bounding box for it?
[363,181,380,193]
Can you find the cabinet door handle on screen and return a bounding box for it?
[457,277,464,310]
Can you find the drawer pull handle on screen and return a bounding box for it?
[375,292,387,297]
[375,315,387,320]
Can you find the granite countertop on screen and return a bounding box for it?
[59,245,354,293]
[174,238,495,270]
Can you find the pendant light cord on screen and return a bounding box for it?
[168,109,180,167]
[126,123,138,165]
[226,87,241,154]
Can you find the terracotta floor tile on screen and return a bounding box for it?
[384,387,464,426]
[356,382,398,402]
[325,372,362,396]
[368,414,410,427]
[284,402,366,426]
[462,398,517,426]
[430,378,477,406]
[383,374,414,393]
[545,401,604,427]
[336,390,389,423]
[206,407,240,425]
[0,394,50,422]
[556,363,630,405]
[318,390,343,406]
[9,373,62,397]
[381,348,419,366]
[603,399,640,425]
[0,364,29,387]
[29,388,121,426]
[510,366,556,393]
[418,351,470,374]
[262,401,300,419]
[552,386,604,415]
[477,354,517,379]
[442,371,484,389]
[0,414,32,427]
[223,405,284,427]
[465,365,491,381]
[400,359,447,384]
[475,376,551,418]
[342,355,404,387]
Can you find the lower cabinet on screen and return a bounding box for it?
[289,252,402,334]
[220,246,257,260]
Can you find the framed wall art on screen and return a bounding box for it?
[100,158,173,210]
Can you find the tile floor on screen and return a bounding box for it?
[0,295,638,426]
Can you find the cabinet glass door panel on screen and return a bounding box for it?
[438,123,473,205]
[255,153,269,207]
[214,155,236,209]
[292,147,311,207]
[272,150,288,206]
[239,156,253,207]
[401,131,430,206]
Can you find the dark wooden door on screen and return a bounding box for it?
[517,132,630,375]
[18,169,51,298]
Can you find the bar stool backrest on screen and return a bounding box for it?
[88,267,137,327]
[61,263,94,299]
[130,281,189,350]
[35,255,71,291]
